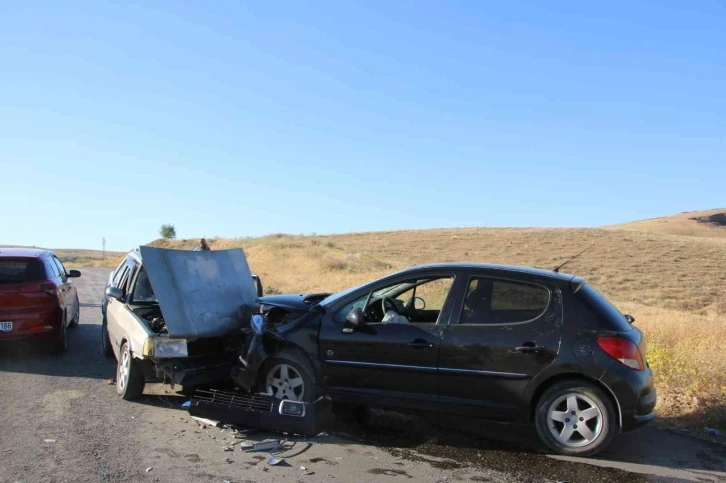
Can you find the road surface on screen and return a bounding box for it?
[1,268,725,482]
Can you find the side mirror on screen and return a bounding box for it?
[624,314,635,324]
[343,307,365,333]
[413,297,426,310]
[105,287,124,302]
[68,269,81,278]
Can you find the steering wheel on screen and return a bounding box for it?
[381,297,399,314]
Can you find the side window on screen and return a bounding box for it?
[459,277,549,325]
[52,257,67,279]
[45,259,59,278]
[411,278,453,312]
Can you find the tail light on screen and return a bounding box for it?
[19,281,58,296]
[597,336,644,370]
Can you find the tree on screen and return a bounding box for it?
[159,224,177,240]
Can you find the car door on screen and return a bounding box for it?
[437,272,563,420]
[51,256,74,322]
[105,259,137,353]
[52,256,78,321]
[318,273,458,410]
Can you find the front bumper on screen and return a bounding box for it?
[153,357,235,387]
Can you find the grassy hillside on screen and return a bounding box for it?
[606,208,726,239]
[153,226,726,430]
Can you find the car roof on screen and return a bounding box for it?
[0,247,52,258]
[392,262,576,281]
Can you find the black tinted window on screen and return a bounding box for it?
[459,277,549,324]
[577,284,632,332]
[0,259,46,284]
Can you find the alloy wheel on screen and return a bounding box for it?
[265,363,304,401]
[547,393,603,448]
[118,350,130,392]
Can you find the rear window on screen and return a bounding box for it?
[577,284,632,332]
[0,258,46,284]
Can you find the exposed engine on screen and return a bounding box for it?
[133,306,168,335]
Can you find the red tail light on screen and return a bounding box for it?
[597,336,644,370]
[19,281,58,296]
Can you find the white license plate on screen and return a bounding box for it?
[0,321,13,332]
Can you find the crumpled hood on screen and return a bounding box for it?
[139,246,258,339]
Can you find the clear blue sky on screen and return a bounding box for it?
[1,1,724,251]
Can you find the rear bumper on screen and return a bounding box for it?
[601,363,657,432]
[0,307,62,342]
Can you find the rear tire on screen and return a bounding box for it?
[48,318,68,354]
[116,342,145,400]
[101,316,114,358]
[534,380,616,456]
[68,299,80,328]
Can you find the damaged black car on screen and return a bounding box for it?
[231,263,656,457]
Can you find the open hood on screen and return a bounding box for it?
[139,246,258,339]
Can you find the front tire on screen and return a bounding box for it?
[259,350,317,403]
[116,342,145,400]
[534,380,616,456]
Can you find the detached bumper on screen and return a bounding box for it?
[188,389,332,436]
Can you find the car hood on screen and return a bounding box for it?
[259,293,331,312]
[139,246,258,339]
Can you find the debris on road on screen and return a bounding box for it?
[192,416,220,428]
[268,456,285,466]
[181,400,191,408]
[43,439,57,443]
[145,468,152,473]
[222,446,233,452]
[224,457,233,464]
[300,465,307,471]
[106,379,115,385]
[706,428,721,436]
[241,440,281,452]
[2,449,11,452]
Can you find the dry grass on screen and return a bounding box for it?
[1,246,126,269]
[606,208,726,239]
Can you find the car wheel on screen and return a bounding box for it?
[68,298,80,328]
[101,316,114,358]
[534,380,616,456]
[48,319,68,354]
[260,351,317,403]
[117,342,145,400]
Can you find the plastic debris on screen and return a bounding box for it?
[2,449,11,452]
[192,416,220,427]
[242,440,281,452]
[706,428,721,436]
[222,447,233,452]
[181,400,191,409]
[268,456,285,466]
[145,468,152,473]
[225,457,233,464]
[43,439,57,443]
[300,466,307,471]
[106,379,115,385]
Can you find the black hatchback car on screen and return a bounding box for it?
[233,263,656,456]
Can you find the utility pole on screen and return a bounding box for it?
[102,237,106,260]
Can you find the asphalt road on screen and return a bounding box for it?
[1,267,725,482]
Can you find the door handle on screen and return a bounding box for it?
[515,343,546,354]
[408,339,434,349]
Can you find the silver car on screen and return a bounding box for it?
[101,246,260,400]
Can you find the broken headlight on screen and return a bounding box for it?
[152,338,188,358]
[250,314,266,336]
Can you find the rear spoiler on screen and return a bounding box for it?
[569,276,586,294]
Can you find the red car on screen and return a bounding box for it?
[0,248,81,353]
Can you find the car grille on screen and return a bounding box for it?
[192,389,274,413]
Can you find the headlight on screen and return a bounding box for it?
[153,338,188,358]
[250,314,266,335]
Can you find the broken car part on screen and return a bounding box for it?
[188,389,332,437]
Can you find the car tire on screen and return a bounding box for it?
[116,342,145,401]
[101,316,114,358]
[48,319,68,354]
[534,380,616,457]
[259,350,318,403]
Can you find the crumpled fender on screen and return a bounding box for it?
[231,332,273,391]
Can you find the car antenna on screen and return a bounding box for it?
[553,243,595,273]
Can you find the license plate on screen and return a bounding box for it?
[0,321,13,332]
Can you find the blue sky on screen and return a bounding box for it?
[1,1,724,251]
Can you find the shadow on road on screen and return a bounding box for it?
[0,323,115,380]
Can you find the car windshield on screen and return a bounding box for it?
[319,281,371,307]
